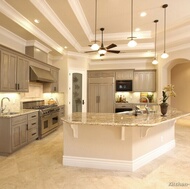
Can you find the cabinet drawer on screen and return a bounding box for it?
[28,119,38,129]
[28,112,38,120]
[11,115,27,126]
[28,127,38,141]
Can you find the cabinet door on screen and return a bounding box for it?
[12,123,27,151]
[88,83,99,113]
[51,68,59,92]
[133,71,156,92]
[17,56,29,92]
[0,51,17,91]
[99,83,114,113]
[116,70,134,80]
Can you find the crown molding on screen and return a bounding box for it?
[0,26,26,46]
[0,0,64,54]
[68,0,93,42]
[30,0,81,52]
[26,40,52,53]
[67,51,89,58]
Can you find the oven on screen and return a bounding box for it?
[116,80,133,92]
[23,100,60,139]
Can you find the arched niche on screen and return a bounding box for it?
[171,60,190,112]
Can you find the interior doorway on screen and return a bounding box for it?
[68,70,87,114]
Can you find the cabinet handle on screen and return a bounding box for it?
[26,124,28,130]
[82,100,85,105]
[32,123,36,125]
[18,84,20,90]
[32,133,36,136]
[31,115,36,118]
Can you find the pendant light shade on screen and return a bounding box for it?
[152,20,159,65]
[128,0,137,47]
[161,4,169,59]
[91,0,99,51]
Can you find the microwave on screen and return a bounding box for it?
[116,80,133,92]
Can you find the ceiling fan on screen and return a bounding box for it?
[85,28,120,56]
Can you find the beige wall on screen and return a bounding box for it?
[171,62,190,112]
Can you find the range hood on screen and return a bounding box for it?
[30,66,54,83]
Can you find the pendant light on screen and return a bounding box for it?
[91,0,99,50]
[128,0,137,47]
[152,20,159,65]
[161,4,169,59]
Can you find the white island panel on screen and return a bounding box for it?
[62,111,189,171]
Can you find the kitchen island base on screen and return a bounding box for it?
[63,119,176,172]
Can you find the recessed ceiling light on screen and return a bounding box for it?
[135,28,140,32]
[64,46,68,49]
[140,12,147,17]
[34,19,40,23]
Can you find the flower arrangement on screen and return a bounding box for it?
[160,84,176,104]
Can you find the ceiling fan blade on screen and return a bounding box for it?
[84,50,98,53]
[106,43,117,49]
[107,50,120,54]
[100,54,105,57]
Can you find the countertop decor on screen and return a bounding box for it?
[160,84,176,116]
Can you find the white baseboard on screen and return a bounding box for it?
[63,140,175,172]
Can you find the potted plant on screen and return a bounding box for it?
[160,84,176,116]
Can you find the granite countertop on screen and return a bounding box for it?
[62,110,190,127]
[0,109,39,118]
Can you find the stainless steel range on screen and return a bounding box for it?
[23,100,60,139]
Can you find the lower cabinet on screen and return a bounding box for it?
[11,115,28,151]
[0,111,39,155]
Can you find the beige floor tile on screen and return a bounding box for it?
[0,124,190,189]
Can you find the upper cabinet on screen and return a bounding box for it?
[0,50,29,92]
[43,68,59,93]
[133,70,156,92]
[115,70,134,80]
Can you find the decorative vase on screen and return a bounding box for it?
[160,102,168,116]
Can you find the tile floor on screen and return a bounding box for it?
[0,123,190,189]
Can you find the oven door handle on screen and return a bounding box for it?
[41,115,51,119]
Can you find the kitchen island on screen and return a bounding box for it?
[62,110,189,172]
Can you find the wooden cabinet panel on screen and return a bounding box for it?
[133,70,156,92]
[0,50,17,91]
[12,122,27,151]
[116,70,134,80]
[88,76,114,113]
[17,56,29,92]
[0,50,29,92]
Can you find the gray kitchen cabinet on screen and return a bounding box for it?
[133,70,156,92]
[43,68,59,92]
[88,77,115,113]
[27,112,39,142]
[0,111,39,156]
[115,70,134,80]
[0,50,29,92]
[11,115,28,151]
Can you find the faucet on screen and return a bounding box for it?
[140,96,150,114]
[1,97,10,113]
